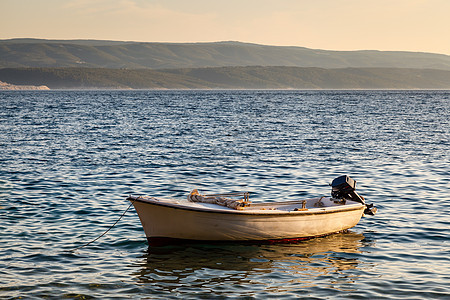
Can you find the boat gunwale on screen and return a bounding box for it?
[128,195,364,216]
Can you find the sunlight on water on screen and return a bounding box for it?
[0,90,449,298]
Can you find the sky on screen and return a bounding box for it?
[1,0,449,55]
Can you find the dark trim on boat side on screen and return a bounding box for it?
[147,230,350,247]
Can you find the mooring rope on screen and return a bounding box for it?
[68,199,135,252]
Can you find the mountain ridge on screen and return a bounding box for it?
[1,39,450,70]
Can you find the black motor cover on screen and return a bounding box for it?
[331,175,356,199]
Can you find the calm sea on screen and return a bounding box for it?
[0,90,449,299]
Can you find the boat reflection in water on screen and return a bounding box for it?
[131,232,375,296]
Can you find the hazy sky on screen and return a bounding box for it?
[1,0,449,54]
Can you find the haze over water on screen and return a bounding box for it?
[0,90,449,298]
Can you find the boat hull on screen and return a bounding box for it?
[130,197,365,244]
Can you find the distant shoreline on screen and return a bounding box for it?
[1,67,449,90]
[2,39,449,90]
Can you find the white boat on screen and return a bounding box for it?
[127,175,376,245]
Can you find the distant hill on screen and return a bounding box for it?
[1,39,450,70]
[1,67,449,89]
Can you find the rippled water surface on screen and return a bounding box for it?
[1,90,449,299]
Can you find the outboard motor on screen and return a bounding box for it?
[330,175,377,215]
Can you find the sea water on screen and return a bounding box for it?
[0,90,449,299]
